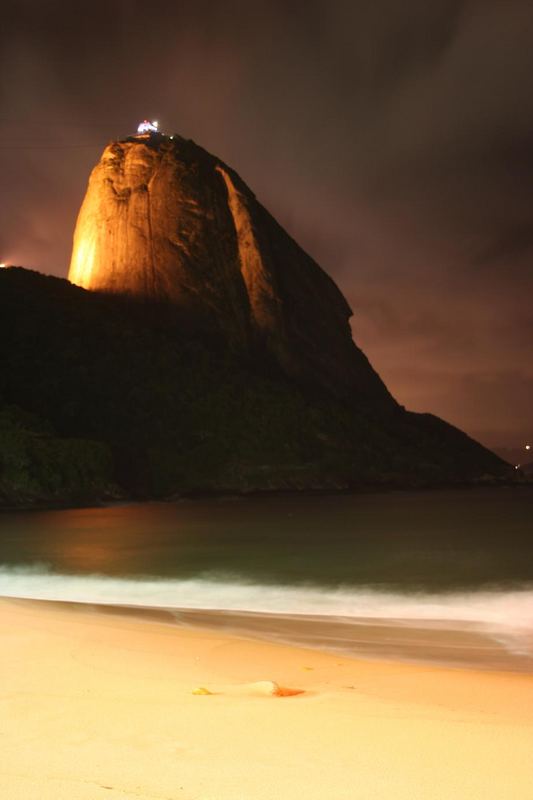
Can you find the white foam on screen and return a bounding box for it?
[1,564,532,651]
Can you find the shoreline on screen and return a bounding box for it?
[4,595,533,675]
[2,479,530,515]
[1,596,532,799]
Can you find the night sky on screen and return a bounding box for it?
[1,0,532,452]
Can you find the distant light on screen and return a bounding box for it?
[526,444,531,451]
[137,119,159,134]
[0,263,6,269]
[515,464,521,469]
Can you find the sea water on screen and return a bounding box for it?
[1,489,532,670]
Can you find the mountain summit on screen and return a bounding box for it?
[0,133,509,506]
[68,132,392,405]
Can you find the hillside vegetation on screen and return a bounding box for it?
[0,268,508,506]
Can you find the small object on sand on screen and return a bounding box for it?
[233,680,304,697]
[302,666,314,671]
[273,685,305,697]
[192,680,304,698]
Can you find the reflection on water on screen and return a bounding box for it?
[0,489,532,590]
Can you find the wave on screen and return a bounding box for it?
[1,564,532,646]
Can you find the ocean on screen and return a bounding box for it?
[1,488,532,671]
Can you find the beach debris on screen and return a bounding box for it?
[192,680,304,698]
[272,684,305,697]
[231,680,304,697]
[302,666,314,671]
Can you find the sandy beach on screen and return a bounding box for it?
[1,597,532,800]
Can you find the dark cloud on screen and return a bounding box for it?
[475,224,533,267]
[1,0,532,448]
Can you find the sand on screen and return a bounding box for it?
[1,598,532,799]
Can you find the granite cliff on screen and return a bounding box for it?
[69,133,393,406]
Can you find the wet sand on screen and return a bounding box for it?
[1,597,533,799]
[19,597,533,673]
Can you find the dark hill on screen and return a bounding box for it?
[0,267,508,506]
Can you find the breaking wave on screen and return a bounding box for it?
[1,564,533,651]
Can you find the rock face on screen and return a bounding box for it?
[69,133,393,407]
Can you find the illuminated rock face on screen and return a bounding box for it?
[69,134,394,405]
